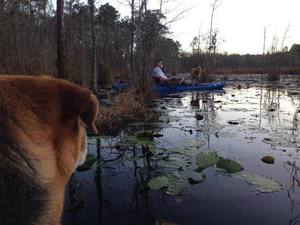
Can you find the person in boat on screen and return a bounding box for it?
[152,59,184,85]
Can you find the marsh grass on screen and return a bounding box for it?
[97,88,157,134]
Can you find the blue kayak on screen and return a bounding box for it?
[112,82,225,94]
[154,82,225,94]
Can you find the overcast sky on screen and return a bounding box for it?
[87,0,300,54]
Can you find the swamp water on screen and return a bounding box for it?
[63,75,300,225]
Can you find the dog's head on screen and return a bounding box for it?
[0,75,99,185]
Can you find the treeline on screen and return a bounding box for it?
[1,0,299,88]
[179,44,300,75]
[0,0,181,87]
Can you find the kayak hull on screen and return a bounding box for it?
[153,82,225,94]
[112,82,225,94]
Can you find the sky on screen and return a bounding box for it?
[86,0,300,54]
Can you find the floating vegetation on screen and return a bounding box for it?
[135,130,155,139]
[124,135,156,146]
[195,113,204,120]
[148,176,169,190]
[261,156,275,164]
[196,151,219,170]
[183,171,206,185]
[216,158,244,174]
[147,172,183,196]
[166,172,184,195]
[159,159,188,170]
[233,172,283,193]
[227,120,240,125]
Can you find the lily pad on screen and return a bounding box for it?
[160,160,187,170]
[233,172,283,193]
[148,176,169,190]
[166,172,184,196]
[124,135,156,145]
[196,151,219,170]
[216,158,243,174]
[136,130,155,139]
[227,120,239,125]
[77,154,97,172]
[261,156,275,164]
[184,171,206,185]
[195,114,204,120]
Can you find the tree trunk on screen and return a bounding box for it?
[130,0,135,79]
[89,0,97,92]
[57,0,65,79]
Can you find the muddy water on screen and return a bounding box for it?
[63,75,300,225]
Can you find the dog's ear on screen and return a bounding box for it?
[57,82,99,134]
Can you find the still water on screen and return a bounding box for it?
[63,75,300,225]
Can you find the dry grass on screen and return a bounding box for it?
[97,88,156,134]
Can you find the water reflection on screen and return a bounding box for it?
[63,75,300,225]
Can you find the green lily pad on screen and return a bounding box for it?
[160,160,187,170]
[136,130,155,139]
[196,151,219,170]
[216,158,243,174]
[233,172,283,193]
[185,171,206,185]
[166,172,184,196]
[148,176,169,190]
[124,135,156,145]
[77,154,97,172]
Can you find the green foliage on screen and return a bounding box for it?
[216,158,243,173]
[147,176,169,190]
[135,130,155,139]
[196,151,219,170]
[233,172,283,193]
[97,3,120,27]
[166,172,184,196]
[124,136,156,146]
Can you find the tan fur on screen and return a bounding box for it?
[191,66,202,84]
[0,75,99,225]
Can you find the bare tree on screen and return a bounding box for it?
[270,34,279,54]
[89,0,97,91]
[57,0,65,78]
[130,0,135,79]
[281,24,290,52]
[263,27,267,55]
[208,0,221,54]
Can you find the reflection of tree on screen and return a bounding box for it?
[262,86,281,125]
[67,175,81,225]
[95,136,103,225]
[291,93,300,135]
[259,85,300,136]
[126,144,159,225]
[191,92,217,148]
[284,161,300,225]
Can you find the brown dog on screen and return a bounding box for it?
[0,75,99,225]
[191,66,202,84]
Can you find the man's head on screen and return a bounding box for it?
[155,59,163,68]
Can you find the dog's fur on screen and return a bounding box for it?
[191,66,202,84]
[0,75,99,225]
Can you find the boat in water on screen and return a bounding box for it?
[112,82,225,94]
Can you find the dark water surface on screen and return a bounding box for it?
[63,75,300,225]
